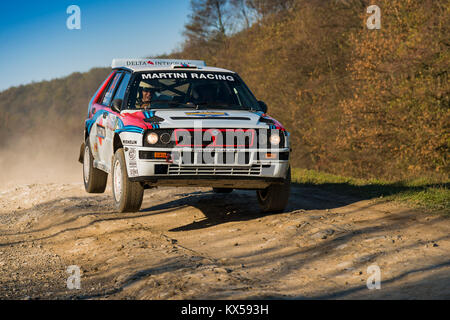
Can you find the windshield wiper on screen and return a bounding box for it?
[193,101,252,110]
[145,100,197,109]
[145,100,254,111]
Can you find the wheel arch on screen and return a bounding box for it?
[84,126,89,142]
[79,126,91,163]
[113,133,123,154]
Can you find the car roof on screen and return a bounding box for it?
[118,66,235,73]
[111,59,235,74]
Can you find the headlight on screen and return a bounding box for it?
[146,132,158,145]
[269,134,281,145]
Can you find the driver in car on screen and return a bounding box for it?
[135,83,154,109]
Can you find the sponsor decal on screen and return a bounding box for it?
[140,73,234,81]
[190,73,234,81]
[126,60,202,67]
[129,168,139,177]
[123,140,137,145]
[128,148,137,160]
[129,160,137,167]
[126,60,154,66]
[184,112,229,117]
[142,73,187,80]
[96,124,106,146]
[106,115,116,131]
[113,59,205,69]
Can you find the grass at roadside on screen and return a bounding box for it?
[291,168,449,214]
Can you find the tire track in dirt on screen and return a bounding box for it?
[0,183,449,299]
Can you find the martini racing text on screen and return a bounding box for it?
[142,72,235,81]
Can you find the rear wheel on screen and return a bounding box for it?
[83,139,108,193]
[256,167,291,213]
[112,148,144,213]
[212,188,233,194]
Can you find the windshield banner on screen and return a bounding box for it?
[141,72,235,81]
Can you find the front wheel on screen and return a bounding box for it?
[256,167,291,213]
[112,148,144,213]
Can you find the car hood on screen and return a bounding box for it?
[122,109,275,129]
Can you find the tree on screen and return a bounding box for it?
[183,0,231,43]
[337,0,449,178]
[183,0,294,46]
[230,0,254,30]
[245,0,294,19]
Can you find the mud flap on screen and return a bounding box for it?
[78,142,85,163]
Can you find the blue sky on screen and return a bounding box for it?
[0,0,191,91]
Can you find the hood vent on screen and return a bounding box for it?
[170,116,251,120]
[144,115,165,123]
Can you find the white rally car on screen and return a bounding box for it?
[79,59,291,213]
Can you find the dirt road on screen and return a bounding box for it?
[0,182,449,299]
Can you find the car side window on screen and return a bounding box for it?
[102,72,122,106]
[111,73,131,105]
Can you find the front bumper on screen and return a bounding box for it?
[124,147,290,189]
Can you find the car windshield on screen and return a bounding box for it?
[125,71,261,111]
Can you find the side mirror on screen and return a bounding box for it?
[111,99,123,113]
[258,101,268,114]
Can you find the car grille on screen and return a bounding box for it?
[174,151,252,165]
[167,164,262,176]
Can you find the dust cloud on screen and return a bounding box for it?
[0,127,83,191]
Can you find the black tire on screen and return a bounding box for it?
[212,188,234,193]
[256,166,291,213]
[112,148,144,213]
[83,139,108,193]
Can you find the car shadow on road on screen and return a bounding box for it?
[139,183,369,232]
[140,177,448,232]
